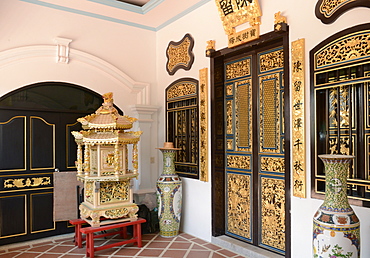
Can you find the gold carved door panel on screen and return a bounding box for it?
[225,47,285,255]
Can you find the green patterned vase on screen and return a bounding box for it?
[313,155,360,258]
[156,142,182,237]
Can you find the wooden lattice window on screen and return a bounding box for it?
[166,78,199,179]
[311,23,370,207]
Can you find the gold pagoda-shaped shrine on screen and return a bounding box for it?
[72,92,142,227]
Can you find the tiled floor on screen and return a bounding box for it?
[0,232,246,258]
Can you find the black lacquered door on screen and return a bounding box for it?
[0,110,83,245]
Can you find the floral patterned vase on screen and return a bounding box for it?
[313,155,360,258]
[156,142,182,237]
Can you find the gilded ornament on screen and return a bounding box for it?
[199,68,209,182]
[4,177,51,189]
[261,177,285,251]
[166,34,195,75]
[227,173,251,239]
[206,40,216,57]
[167,83,196,100]
[72,93,141,227]
[214,0,262,35]
[315,0,370,24]
[259,73,281,152]
[315,31,370,70]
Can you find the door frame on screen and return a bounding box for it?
[209,30,291,256]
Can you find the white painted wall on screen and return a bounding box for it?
[1,0,370,257]
[155,0,370,257]
[0,0,159,193]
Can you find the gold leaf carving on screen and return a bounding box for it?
[261,177,285,251]
[199,68,209,182]
[227,155,250,170]
[4,177,51,189]
[167,83,197,100]
[227,173,251,239]
[291,38,306,198]
[315,32,370,70]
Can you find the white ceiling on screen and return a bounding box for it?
[26,0,210,31]
[117,0,150,7]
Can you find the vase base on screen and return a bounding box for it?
[159,231,179,238]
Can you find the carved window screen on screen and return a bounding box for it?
[311,24,370,206]
[166,78,199,179]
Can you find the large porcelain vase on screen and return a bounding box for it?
[313,155,360,258]
[156,142,182,237]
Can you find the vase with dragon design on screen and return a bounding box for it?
[313,155,360,258]
[156,142,182,237]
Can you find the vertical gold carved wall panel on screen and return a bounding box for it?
[261,177,285,250]
[236,79,252,152]
[259,73,281,153]
[292,38,306,198]
[227,173,251,239]
[199,68,209,182]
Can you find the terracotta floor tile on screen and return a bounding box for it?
[0,253,21,258]
[8,246,29,252]
[178,233,195,240]
[162,249,188,258]
[191,238,208,245]
[27,245,54,253]
[65,247,85,254]
[114,248,142,256]
[0,233,248,258]
[191,243,208,250]
[153,235,175,242]
[185,250,212,258]
[13,253,40,258]
[141,234,157,240]
[36,254,62,258]
[169,242,192,249]
[146,241,170,248]
[47,245,75,253]
[136,248,164,257]
[203,243,222,251]
[33,241,53,247]
[211,252,228,258]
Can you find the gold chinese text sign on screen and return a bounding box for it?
[214,0,261,48]
[199,68,209,182]
[291,38,306,198]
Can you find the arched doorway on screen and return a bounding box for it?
[0,82,122,245]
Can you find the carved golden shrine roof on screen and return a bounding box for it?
[77,92,137,130]
[72,130,142,144]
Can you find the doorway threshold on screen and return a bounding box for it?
[211,235,284,258]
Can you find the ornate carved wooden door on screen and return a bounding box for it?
[224,45,286,254]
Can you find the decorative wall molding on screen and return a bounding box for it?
[54,37,72,64]
[0,45,150,105]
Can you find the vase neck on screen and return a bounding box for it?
[160,149,177,175]
[320,156,353,210]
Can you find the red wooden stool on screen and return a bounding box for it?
[79,218,146,258]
